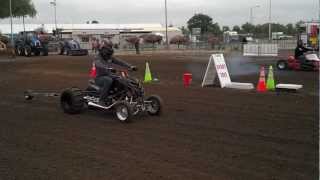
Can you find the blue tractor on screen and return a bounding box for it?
[15,31,49,57]
[59,39,88,56]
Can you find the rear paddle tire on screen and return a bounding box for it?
[60,88,85,114]
[277,60,288,70]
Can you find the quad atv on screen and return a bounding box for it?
[277,53,320,71]
[59,40,88,56]
[58,68,162,122]
[15,31,49,57]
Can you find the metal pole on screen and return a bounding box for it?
[250,5,260,24]
[318,1,320,176]
[50,0,57,31]
[250,7,253,24]
[10,0,13,46]
[165,0,169,49]
[54,0,57,31]
[23,16,26,41]
[318,0,320,57]
[268,0,272,41]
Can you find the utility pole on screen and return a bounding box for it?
[318,0,320,57]
[50,0,57,31]
[268,0,272,41]
[165,0,169,49]
[250,5,260,24]
[10,0,13,46]
[250,8,253,24]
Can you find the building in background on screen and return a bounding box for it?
[0,23,182,49]
[298,21,319,48]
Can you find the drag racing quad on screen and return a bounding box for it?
[277,53,320,71]
[60,67,163,123]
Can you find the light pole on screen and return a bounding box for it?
[250,5,260,24]
[50,0,57,31]
[268,0,272,41]
[165,0,169,49]
[318,0,320,57]
[9,0,13,46]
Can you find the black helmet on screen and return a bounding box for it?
[99,46,114,59]
[100,39,113,49]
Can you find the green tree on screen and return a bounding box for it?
[285,23,296,35]
[232,25,241,32]
[209,23,221,36]
[254,24,269,38]
[187,13,213,35]
[241,22,255,34]
[271,23,287,33]
[222,26,230,32]
[0,0,37,18]
[296,21,305,33]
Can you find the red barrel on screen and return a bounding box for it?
[183,73,192,87]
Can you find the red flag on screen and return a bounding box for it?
[90,63,97,78]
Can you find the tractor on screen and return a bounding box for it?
[59,39,88,56]
[15,31,49,57]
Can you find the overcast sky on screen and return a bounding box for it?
[0,0,318,27]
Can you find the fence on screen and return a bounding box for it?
[243,43,278,57]
[257,39,296,50]
[49,39,294,54]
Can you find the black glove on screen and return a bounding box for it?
[130,66,138,71]
[107,67,116,73]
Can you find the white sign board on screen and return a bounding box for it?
[202,54,231,88]
[214,54,232,88]
[201,56,217,87]
[202,54,254,90]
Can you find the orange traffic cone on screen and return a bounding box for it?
[90,63,97,78]
[257,66,267,92]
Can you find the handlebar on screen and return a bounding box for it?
[107,66,137,73]
[107,67,138,78]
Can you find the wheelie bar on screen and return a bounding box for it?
[24,90,60,100]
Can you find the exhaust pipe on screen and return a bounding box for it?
[88,102,116,110]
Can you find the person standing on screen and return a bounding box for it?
[91,38,96,54]
[134,38,140,55]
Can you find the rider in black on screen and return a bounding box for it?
[294,40,313,63]
[94,40,136,104]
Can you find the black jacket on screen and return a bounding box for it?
[94,55,132,77]
[295,45,311,58]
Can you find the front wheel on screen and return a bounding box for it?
[66,49,71,56]
[114,101,133,123]
[34,50,40,56]
[277,60,288,70]
[24,46,32,57]
[146,95,163,116]
[42,48,49,56]
[16,46,25,56]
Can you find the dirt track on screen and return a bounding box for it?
[0,52,318,179]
